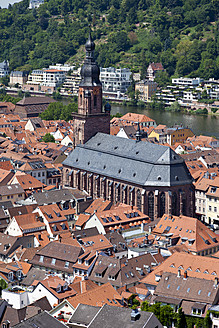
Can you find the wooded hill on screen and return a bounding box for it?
[0,0,218,82]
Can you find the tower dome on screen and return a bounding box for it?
[80,29,101,87]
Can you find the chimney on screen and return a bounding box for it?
[2,321,10,328]
[131,308,140,321]
[177,269,181,278]
[183,270,187,279]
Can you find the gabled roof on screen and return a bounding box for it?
[16,96,56,106]
[153,214,219,253]
[68,282,122,308]
[141,252,219,286]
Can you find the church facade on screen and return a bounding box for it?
[62,32,195,220]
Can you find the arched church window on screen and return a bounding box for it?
[137,189,141,211]
[172,192,177,215]
[94,95,97,107]
[159,192,166,217]
[148,192,154,220]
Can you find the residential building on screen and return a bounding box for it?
[29,0,44,9]
[63,133,195,220]
[0,184,25,203]
[70,303,163,328]
[172,77,203,86]
[84,204,150,235]
[118,112,156,128]
[30,241,83,279]
[147,62,164,81]
[42,69,66,89]
[10,71,28,86]
[100,67,131,94]
[68,282,122,308]
[151,213,219,256]
[60,69,81,95]
[0,61,9,78]
[152,271,219,317]
[141,252,219,294]
[148,125,194,145]
[18,160,47,184]
[206,177,219,227]
[89,253,164,289]
[5,311,65,327]
[48,63,75,72]
[135,80,157,102]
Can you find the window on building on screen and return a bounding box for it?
[51,258,56,265]
[159,192,166,217]
[148,192,154,220]
[172,192,177,216]
[137,189,141,211]
[39,256,44,263]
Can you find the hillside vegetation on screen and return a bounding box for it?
[0,0,218,81]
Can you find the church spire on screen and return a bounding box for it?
[80,28,101,87]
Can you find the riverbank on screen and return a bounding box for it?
[110,104,219,139]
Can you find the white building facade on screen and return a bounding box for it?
[100,67,131,94]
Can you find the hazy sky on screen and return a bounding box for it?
[1,0,22,8]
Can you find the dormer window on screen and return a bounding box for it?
[65,261,69,268]
[56,285,61,293]
[39,256,44,263]
[78,259,82,264]
[51,258,56,265]
[63,284,68,291]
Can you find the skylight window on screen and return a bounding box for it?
[159,224,162,229]
[187,288,190,293]
[175,226,178,229]
[167,284,170,289]
[208,292,211,297]
[198,290,202,295]
[177,286,180,290]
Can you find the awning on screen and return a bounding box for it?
[82,172,86,176]
[123,185,127,190]
[109,181,113,186]
[102,177,106,181]
[116,183,120,189]
[95,175,100,180]
[130,187,134,192]
[89,173,93,178]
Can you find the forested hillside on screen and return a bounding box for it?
[0,0,218,80]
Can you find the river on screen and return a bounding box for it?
[111,105,219,139]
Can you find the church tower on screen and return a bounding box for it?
[72,30,111,146]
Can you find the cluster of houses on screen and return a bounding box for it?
[0,106,216,326]
[0,33,219,327]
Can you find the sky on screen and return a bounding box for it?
[1,0,22,8]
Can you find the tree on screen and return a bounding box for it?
[42,133,55,143]
[204,311,212,328]
[176,307,186,328]
[0,279,7,296]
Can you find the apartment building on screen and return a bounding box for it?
[135,80,157,102]
[100,67,131,94]
[0,61,9,78]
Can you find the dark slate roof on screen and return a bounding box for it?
[21,267,48,287]
[13,311,66,328]
[88,304,163,328]
[63,133,192,187]
[33,189,74,206]
[69,304,100,325]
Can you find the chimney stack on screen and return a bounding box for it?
[183,270,187,279]
[177,269,181,278]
